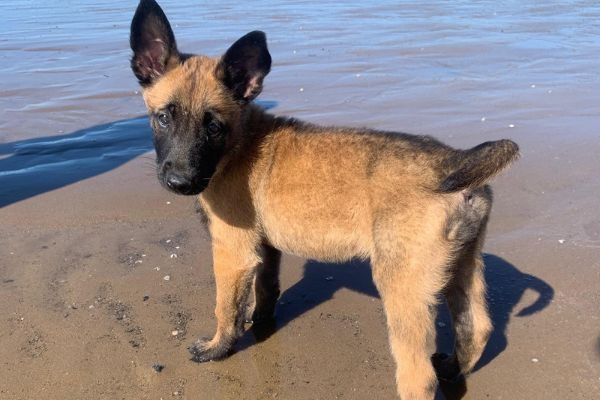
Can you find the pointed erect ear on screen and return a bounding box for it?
[130,0,180,87]
[217,31,272,102]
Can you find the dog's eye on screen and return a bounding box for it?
[157,113,169,128]
[207,120,221,136]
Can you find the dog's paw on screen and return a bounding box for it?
[250,308,276,325]
[250,316,277,344]
[188,338,232,363]
[431,352,462,383]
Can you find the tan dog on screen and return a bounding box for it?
[130,1,518,398]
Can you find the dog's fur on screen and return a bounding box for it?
[130,1,518,398]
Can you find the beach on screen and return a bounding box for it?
[1,1,599,399]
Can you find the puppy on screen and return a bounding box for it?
[130,1,518,398]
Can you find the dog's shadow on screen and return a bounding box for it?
[244,253,553,400]
[0,117,153,208]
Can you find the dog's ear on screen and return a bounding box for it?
[217,31,272,102]
[130,0,180,87]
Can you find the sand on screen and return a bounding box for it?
[1,1,599,399]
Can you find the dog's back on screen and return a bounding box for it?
[201,108,516,264]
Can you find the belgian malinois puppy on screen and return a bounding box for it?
[130,1,518,398]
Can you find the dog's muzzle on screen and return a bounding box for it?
[159,166,207,195]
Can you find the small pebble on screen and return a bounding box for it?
[531,358,539,363]
[170,253,178,259]
[166,239,172,244]
[152,363,165,373]
[166,201,171,205]
[143,295,150,302]
[163,275,171,281]
[171,330,179,336]
[508,124,515,128]
[481,117,486,122]
[299,87,304,92]
[558,239,565,244]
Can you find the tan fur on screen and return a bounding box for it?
[139,45,508,400]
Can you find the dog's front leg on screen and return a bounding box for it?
[189,241,258,362]
[251,244,282,324]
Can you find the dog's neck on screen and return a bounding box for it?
[243,103,309,142]
[244,104,294,137]
[211,103,303,189]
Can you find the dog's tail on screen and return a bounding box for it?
[437,139,519,193]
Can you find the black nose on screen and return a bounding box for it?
[165,172,191,193]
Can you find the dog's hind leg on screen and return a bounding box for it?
[434,188,493,380]
[372,237,449,400]
[434,240,492,381]
[251,244,282,323]
[189,240,259,362]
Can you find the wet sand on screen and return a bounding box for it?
[1,1,599,399]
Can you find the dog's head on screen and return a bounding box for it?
[130,0,271,195]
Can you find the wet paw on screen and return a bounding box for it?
[432,353,462,383]
[188,338,232,363]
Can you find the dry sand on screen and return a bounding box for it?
[1,1,599,399]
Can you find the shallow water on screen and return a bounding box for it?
[1,0,600,202]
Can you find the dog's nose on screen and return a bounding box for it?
[165,172,191,193]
